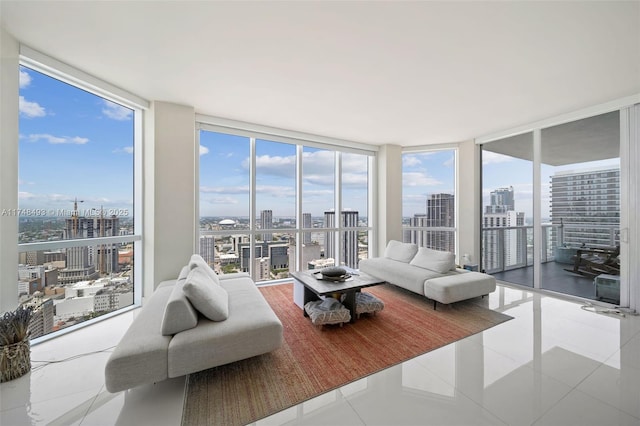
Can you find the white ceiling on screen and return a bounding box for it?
[2,1,639,147]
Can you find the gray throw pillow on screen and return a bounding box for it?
[183,266,229,321]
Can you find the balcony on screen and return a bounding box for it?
[482,224,620,303]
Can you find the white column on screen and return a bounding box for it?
[0,28,20,312]
[376,144,402,255]
[144,101,196,295]
[458,140,481,266]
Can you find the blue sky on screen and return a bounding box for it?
[18,66,134,217]
[199,131,369,219]
[402,150,455,217]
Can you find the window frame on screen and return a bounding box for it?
[18,47,147,344]
[196,117,377,282]
[401,146,459,256]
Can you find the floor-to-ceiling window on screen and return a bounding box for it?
[480,108,628,306]
[402,149,457,254]
[198,124,375,282]
[481,134,534,286]
[17,59,143,342]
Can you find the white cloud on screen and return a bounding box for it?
[102,100,132,121]
[403,172,442,187]
[402,155,422,167]
[18,191,35,199]
[256,185,296,198]
[443,155,455,167]
[19,96,46,118]
[27,133,89,145]
[19,70,31,88]
[112,146,134,154]
[200,145,210,156]
[200,185,249,194]
[482,151,513,165]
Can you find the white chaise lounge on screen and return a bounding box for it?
[359,240,496,309]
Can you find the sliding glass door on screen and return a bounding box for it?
[481,110,623,305]
[540,112,621,303]
[481,133,534,287]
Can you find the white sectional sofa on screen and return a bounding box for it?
[104,255,283,393]
[359,240,496,309]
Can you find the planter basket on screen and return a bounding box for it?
[0,338,31,382]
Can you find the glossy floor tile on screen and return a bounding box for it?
[1,283,639,426]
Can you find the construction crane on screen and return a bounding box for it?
[71,198,84,239]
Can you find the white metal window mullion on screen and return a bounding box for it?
[249,138,257,279]
[533,129,541,290]
[296,145,303,273]
[335,152,342,266]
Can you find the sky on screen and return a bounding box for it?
[18,65,620,224]
[402,150,455,217]
[199,131,370,218]
[18,66,134,218]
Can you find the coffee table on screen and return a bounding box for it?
[291,269,386,323]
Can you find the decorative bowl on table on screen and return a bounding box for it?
[317,266,351,282]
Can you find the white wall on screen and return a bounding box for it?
[457,140,481,266]
[0,28,19,312]
[375,144,402,255]
[143,101,196,295]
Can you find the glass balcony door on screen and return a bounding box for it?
[481,133,534,287]
[481,110,625,305]
[540,111,621,304]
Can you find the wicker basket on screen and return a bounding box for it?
[0,338,31,382]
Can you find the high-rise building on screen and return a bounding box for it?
[199,235,215,265]
[482,186,527,272]
[59,207,120,284]
[302,213,312,244]
[406,194,455,252]
[324,210,359,269]
[550,167,620,247]
[288,238,322,272]
[485,186,515,214]
[260,209,273,241]
[239,241,289,280]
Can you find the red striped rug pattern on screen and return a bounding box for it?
[182,283,511,425]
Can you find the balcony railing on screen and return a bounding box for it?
[482,223,620,275]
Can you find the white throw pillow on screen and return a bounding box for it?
[188,254,220,285]
[383,240,419,263]
[409,247,455,274]
[183,266,229,321]
[161,280,198,335]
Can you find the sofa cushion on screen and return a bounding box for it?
[188,254,220,285]
[160,279,199,336]
[359,257,444,295]
[383,240,418,263]
[410,247,455,274]
[168,276,283,378]
[424,271,496,305]
[183,266,229,322]
[105,285,173,393]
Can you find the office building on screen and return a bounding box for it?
[260,209,273,242]
[551,167,620,248]
[324,210,359,269]
[483,187,527,272]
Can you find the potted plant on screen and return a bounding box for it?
[0,305,33,382]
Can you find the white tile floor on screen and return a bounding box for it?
[1,283,639,426]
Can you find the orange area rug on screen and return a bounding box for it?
[182,283,511,425]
